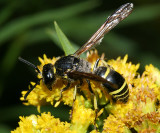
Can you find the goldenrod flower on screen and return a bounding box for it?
[11,112,73,133]
[102,114,128,133]
[108,55,140,84]
[71,96,95,133]
[104,55,160,132]
[14,50,160,132]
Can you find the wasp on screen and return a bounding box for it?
[19,3,133,105]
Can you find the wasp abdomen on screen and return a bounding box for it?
[94,66,129,103]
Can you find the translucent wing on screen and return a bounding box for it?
[74,3,133,56]
[67,70,118,89]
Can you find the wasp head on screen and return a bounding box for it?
[42,63,56,91]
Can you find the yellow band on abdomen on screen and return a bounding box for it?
[103,67,110,79]
[112,87,128,98]
[109,81,127,95]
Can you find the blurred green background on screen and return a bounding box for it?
[0,0,160,132]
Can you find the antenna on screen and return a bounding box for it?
[18,57,41,74]
[18,57,42,100]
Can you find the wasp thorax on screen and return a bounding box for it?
[42,63,56,90]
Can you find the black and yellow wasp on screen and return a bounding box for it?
[19,3,133,106]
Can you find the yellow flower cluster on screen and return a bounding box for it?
[71,96,95,133]
[12,96,95,133]
[102,55,160,132]
[11,112,73,133]
[12,50,160,132]
[103,115,127,133]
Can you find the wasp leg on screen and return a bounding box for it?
[86,79,94,93]
[70,79,84,120]
[58,81,71,102]
[70,85,77,120]
[93,58,101,71]
[86,79,98,129]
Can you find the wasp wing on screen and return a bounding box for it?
[74,3,133,56]
[67,70,118,89]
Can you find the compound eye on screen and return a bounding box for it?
[42,63,56,90]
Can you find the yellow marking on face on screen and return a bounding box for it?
[113,87,128,98]
[109,81,127,95]
[103,67,110,78]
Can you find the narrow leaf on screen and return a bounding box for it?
[46,28,79,51]
[54,21,75,55]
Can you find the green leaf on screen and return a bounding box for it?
[0,1,99,45]
[46,28,79,51]
[54,21,75,55]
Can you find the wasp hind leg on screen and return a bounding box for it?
[70,79,83,120]
[70,85,78,120]
[86,79,98,130]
